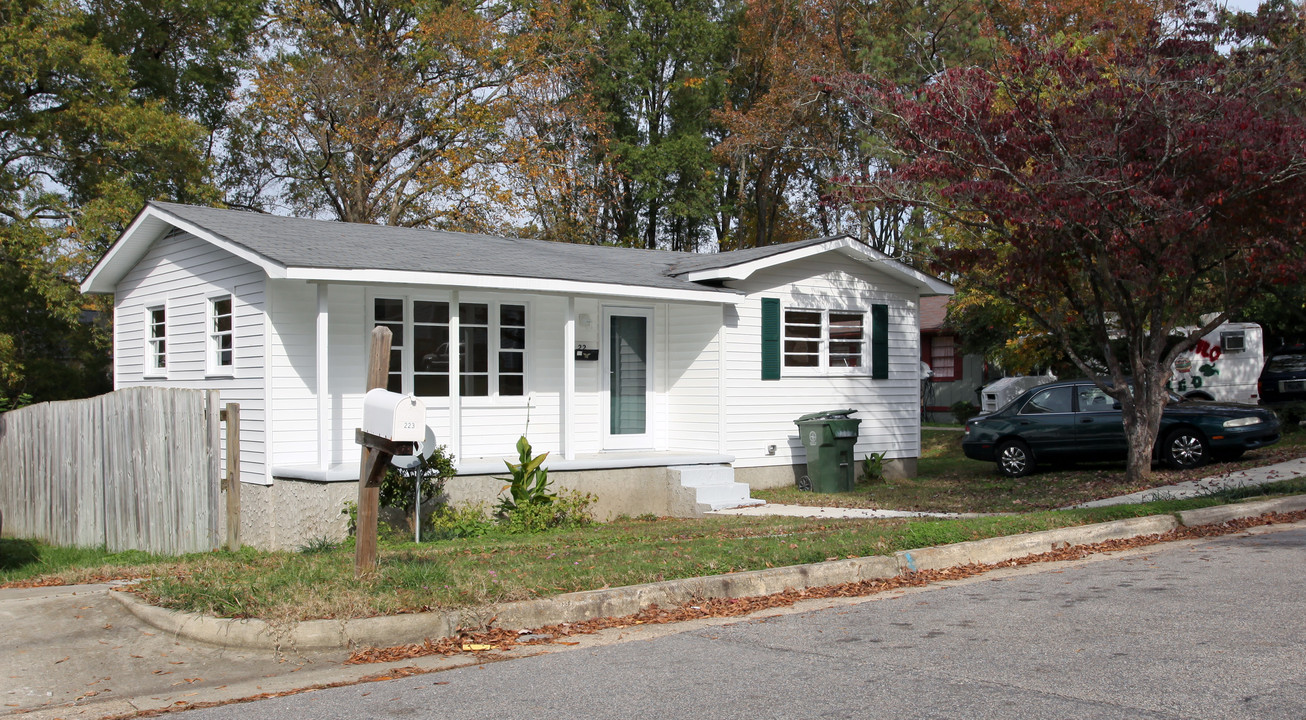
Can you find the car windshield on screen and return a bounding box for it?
[1266,353,1306,373]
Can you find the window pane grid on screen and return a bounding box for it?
[149,307,166,371]
[375,298,526,399]
[412,300,449,398]
[210,296,234,370]
[783,308,865,372]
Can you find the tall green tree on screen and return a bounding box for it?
[0,0,213,403]
[580,0,736,250]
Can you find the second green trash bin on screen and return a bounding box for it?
[794,409,861,492]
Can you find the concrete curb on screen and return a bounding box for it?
[113,494,1306,652]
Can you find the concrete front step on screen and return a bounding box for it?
[669,464,765,512]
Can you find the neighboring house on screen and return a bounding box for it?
[81,202,952,548]
[919,296,985,421]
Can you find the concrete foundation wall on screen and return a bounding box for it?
[238,455,920,550]
[444,467,700,522]
[239,480,356,551]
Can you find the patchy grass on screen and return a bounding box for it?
[753,430,1306,514]
[112,479,1304,622]
[6,476,1305,621]
[0,539,176,587]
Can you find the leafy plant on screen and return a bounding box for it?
[860,452,886,483]
[502,490,596,534]
[0,393,32,413]
[380,446,457,514]
[426,503,495,541]
[950,401,979,425]
[495,435,554,517]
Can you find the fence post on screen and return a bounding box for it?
[355,326,391,577]
[220,403,241,551]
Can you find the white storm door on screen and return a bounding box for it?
[603,307,653,450]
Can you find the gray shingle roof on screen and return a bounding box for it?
[151,202,713,293]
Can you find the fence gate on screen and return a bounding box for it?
[0,387,226,555]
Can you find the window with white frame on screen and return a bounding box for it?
[374,297,527,398]
[783,308,866,371]
[146,306,166,374]
[209,295,234,373]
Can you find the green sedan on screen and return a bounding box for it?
[962,379,1281,477]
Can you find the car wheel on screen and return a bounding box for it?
[1163,428,1208,469]
[996,440,1034,478]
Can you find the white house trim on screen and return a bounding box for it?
[282,267,739,305]
[316,283,330,470]
[563,297,577,460]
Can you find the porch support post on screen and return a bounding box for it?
[717,306,729,456]
[563,297,576,460]
[315,283,330,469]
[449,289,461,463]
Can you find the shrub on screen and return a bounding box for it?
[502,490,596,534]
[860,452,886,483]
[426,503,495,540]
[381,445,457,514]
[950,401,980,424]
[1275,403,1306,432]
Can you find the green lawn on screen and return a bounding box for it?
[753,429,1306,514]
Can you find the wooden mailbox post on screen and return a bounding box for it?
[354,326,420,577]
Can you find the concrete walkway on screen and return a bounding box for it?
[709,504,977,519]
[1071,456,1306,508]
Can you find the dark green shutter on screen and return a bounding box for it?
[871,303,889,380]
[761,297,780,380]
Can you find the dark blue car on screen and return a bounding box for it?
[962,379,1281,477]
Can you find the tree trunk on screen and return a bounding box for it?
[1119,374,1168,484]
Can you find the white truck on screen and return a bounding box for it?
[1166,321,1263,404]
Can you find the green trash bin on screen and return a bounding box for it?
[794,409,861,492]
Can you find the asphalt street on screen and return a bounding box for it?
[172,522,1306,720]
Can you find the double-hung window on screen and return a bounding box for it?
[783,308,866,372]
[374,297,527,398]
[208,295,234,374]
[928,335,956,381]
[146,306,167,375]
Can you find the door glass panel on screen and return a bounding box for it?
[610,316,647,435]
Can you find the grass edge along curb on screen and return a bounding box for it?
[111,494,1306,653]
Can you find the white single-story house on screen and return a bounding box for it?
[81,202,952,549]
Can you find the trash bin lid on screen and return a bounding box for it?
[795,409,858,423]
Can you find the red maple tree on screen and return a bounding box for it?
[831,6,1306,481]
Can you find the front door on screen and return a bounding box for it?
[603,308,652,450]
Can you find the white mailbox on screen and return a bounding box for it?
[362,389,426,443]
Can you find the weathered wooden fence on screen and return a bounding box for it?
[0,387,224,554]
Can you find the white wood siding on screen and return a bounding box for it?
[666,304,722,453]
[267,280,317,467]
[724,253,922,466]
[114,231,268,484]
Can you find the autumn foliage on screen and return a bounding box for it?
[829,6,1306,480]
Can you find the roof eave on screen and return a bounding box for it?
[680,236,954,295]
[284,267,743,304]
[80,203,288,294]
